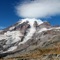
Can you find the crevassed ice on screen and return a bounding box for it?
[4,31,23,44]
[0,35,7,40]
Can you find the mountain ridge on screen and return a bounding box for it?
[0,18,60,60]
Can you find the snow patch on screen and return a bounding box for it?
[9,26,15,30]
[38,27,60,33]
[4,31,23,44]
[18,18,43,25]
[7,46,17,52]
[19,26,36,45]
[53,27,60,29]
[0,35,7,40]
[39,28,48,33]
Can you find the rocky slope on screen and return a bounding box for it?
[0,18,60,60]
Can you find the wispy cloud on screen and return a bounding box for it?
[0,26,5,30]
[16,0,60,18]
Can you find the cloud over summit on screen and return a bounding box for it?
[16,0,60,18]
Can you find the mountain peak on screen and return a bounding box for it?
[18,18,43,27]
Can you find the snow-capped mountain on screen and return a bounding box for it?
[0,18,60,60]
[0,18,43,52]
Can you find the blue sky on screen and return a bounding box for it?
[0,0,60,29]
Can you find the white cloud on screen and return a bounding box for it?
[16,0,60,18]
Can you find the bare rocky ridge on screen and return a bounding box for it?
[0,18,60,60]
